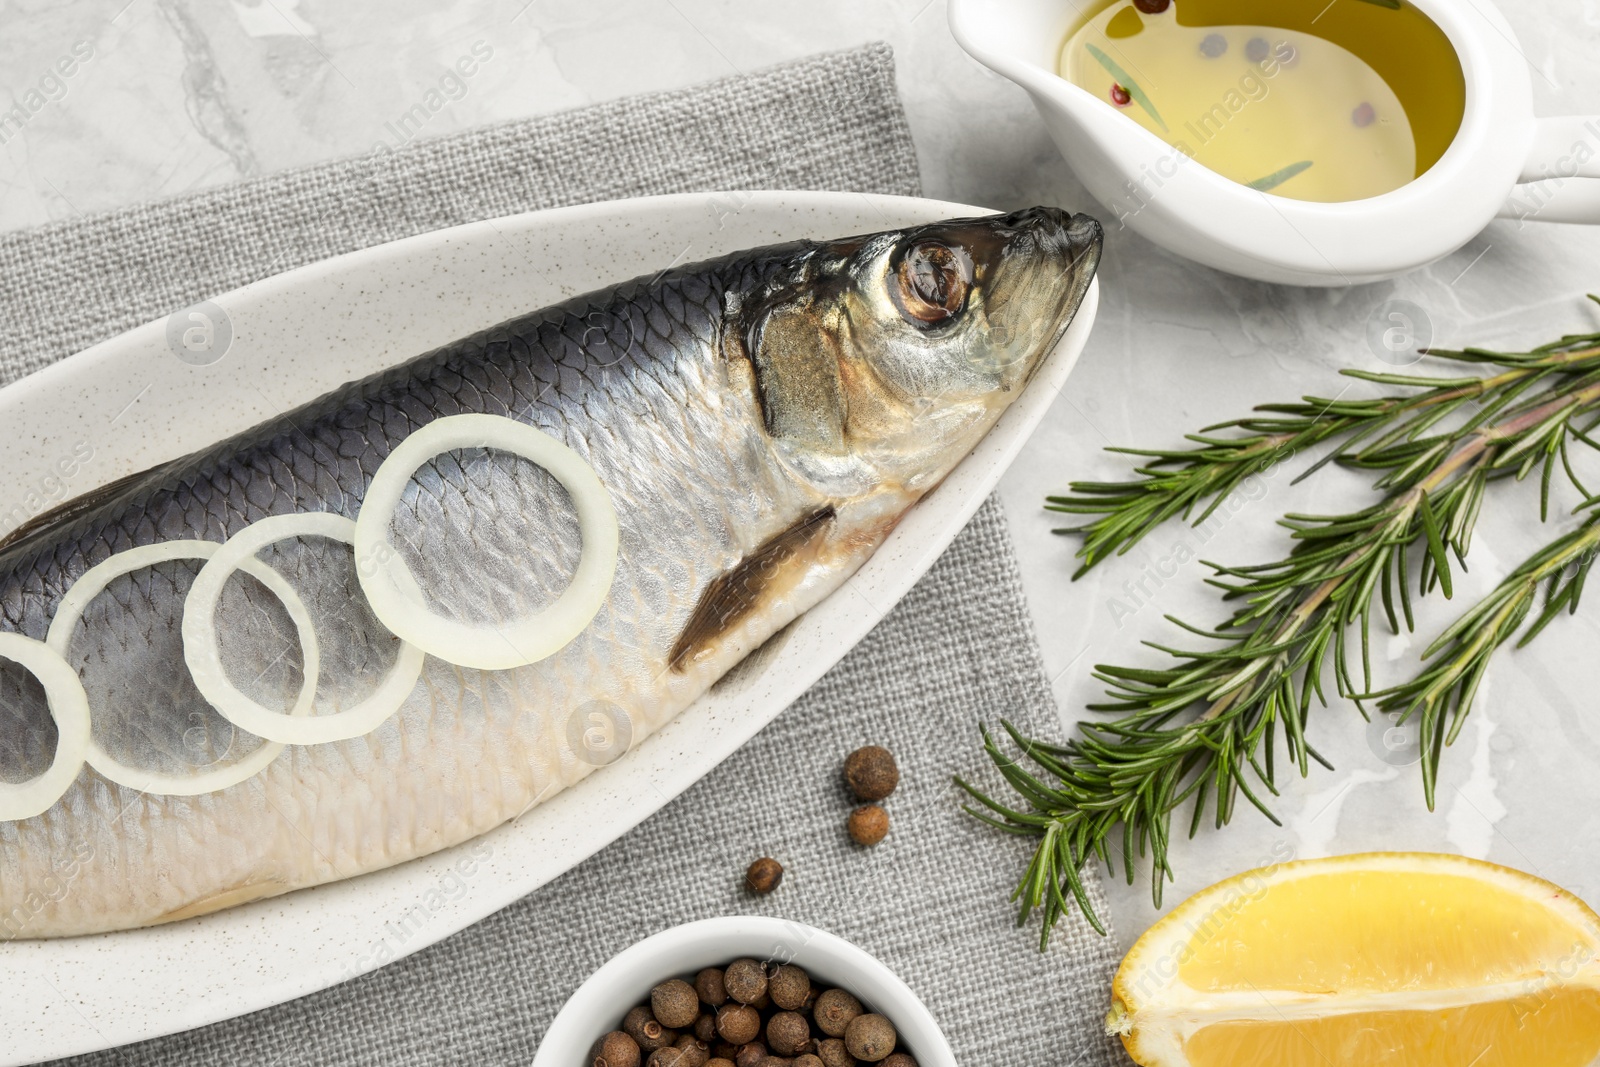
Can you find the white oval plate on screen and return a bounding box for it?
[0,191,1098,1064]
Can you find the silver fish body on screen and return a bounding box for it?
[0,207,1101,937]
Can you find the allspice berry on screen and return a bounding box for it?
[745,857,784,895]
[847,805,889,846]
[593,1030,643,1067]
[816,1038,854,1067]
[768,964,811,1011]
[734,1043,768,1067]
[795,1056,826,1067]
[844,1015,897,1063]
[623,1007,652,1039]
[673,1035,711,1067]
[707,1061,737,1067]
[880,1055,918,1067]
[767,1010,811,1056]
[653,978,701,1029]
[813,989,864,1037]
[646,1048,686,1067]
[716,1003,762,1046]
[724,958,769,1005]
[843,746,898,801]
[695,1014,719,1044]
[695,967,729,1008]
[625,1006,676,1053]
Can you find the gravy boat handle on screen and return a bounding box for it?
[1498,115,1600,224]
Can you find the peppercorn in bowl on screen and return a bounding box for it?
[533,917,955,1067]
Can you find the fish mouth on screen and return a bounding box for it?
[976,206,1104,387]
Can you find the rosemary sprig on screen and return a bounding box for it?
[964,326,1600,948]
[1365,502,1600,799]
[1048,334,1600,577]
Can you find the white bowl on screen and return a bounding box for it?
[533,917,957,1066]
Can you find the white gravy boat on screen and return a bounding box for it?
[950,0,1600,285]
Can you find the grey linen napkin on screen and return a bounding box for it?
[8,44,1125,1067]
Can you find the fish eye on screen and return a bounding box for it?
[889,240,973,327]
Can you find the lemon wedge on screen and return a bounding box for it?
[1109,852,1600,1066]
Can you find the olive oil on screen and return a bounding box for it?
[1058,0,1465,202]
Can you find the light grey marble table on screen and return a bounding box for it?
[4,0,1600,950]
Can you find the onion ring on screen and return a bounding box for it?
[47,539,319,796]
[0,632,91,820]
[352,413,618,671]
[184,514,425,745]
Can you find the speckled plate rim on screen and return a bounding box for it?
[0,191,1099,1065]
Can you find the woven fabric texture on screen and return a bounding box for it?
[0,43,919,386]
[8,43,1125,1067]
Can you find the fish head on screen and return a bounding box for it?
[844,206,1104,411]
[742,207,1102,496]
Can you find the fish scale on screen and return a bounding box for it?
[0,251,791,934]
[0,208,1100,936]
[74,561,263,775]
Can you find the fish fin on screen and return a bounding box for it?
[668,506,835,673]
[0,464,166,557]
[149,880,290,925]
